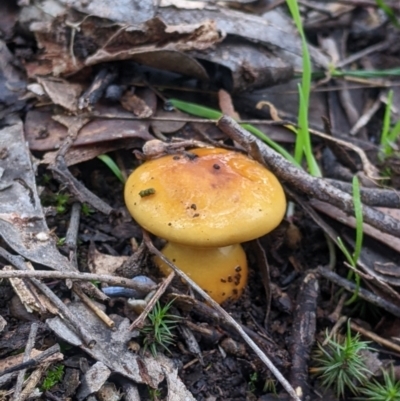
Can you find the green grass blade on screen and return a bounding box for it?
[298,85,321,176]
[97,154,125,184]
[337,237,354,267]
[344,176,363,305]
[352,176,363,265]
[286,0,321,177]
[168,99,222,120]
[241,124,300,167]
[331,68,400,78]
[376,0,400,28]
[380,89,394,157]
[388,118,400,143]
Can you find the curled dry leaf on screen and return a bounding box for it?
[36,77,83,112]
[25,9,220,79]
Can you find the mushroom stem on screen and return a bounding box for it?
[154,242,248,304]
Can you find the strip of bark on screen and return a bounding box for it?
[289,272,319,401]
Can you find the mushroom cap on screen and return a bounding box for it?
[124,147,286,247]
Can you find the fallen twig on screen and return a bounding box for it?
[12,323,38,401]
[0,344,60,377]
[0,269,155,293]
[317,266,400,318]
[327,179,400,208]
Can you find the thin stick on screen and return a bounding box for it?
[73,285,115,329]
[129,271,175,330]
[350,320,400,354]
[0,344,60,377]
[142,231,301,401]
[0,270,155,293]
[317,266,400,318]
[12,323,38,400]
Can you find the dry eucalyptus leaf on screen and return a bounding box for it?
[0,117,73,272]
[0,40,27,119]
[0,315,7,333]
[41,139,145,166]
[25,107,152,151]
[151,106,187,134]
[159,7,330,69]
[25,9,220,79]
[192,40,293,92]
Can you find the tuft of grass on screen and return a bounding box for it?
[310,322,372,398]
[81,203,94,216]
[248,372,258,393]
[40,364,64,391]
[359,366,400,401]
[55,193,70,214]
[140,300,180,356]
[148,387,162,401]
[56,237,66,246]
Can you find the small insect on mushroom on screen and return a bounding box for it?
[139,188,156,197]
[124,147,286,304]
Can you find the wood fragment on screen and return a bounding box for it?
[327,179,400,208]
[289,272,319,401]
[73,285,115,329]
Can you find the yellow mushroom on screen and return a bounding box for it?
[124,147,286,304]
